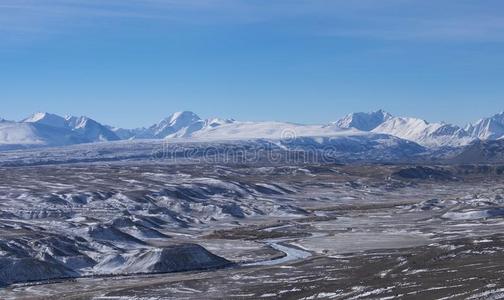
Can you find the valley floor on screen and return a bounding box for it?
[0,162,504,299]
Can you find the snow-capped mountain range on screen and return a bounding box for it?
[372,117,473,147]
[0,113,118,150]
[337,111,504,147]
[0,110,503,151]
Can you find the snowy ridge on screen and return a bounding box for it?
[23,112,68,128]
[64,115,119,142]
[108,111,235,140]
[372,117,472,147]
[466,112,504,140]
[333,110,504,147]
[0,120,87,150]
[187,121,363,140]
[18,112,120,148]
[1,109,504,150]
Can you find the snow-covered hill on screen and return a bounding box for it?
[186,121,362,140]
[0,121,47,147]
[0,121,87,150]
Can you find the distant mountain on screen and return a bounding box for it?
[2,109,504,152]
[334,110,475,147]
[0,112,120,150]
[148,111,203,138]
[116,112,237,140]
[23,112,68,128]
[466,112,504,140]
[0,120,86,150]
[107,126,145,140]
[372,117,473,147]
[335,109,393,131]
[23,112,120,143]
[450,139,504,164]
[64,116,120,142]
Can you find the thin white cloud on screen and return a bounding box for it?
[320,18,504,42]
[1,0,503,42]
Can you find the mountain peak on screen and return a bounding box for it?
[335,109,393,131]
[23,112,67,128]
[466,111,504,140]
[149,111,203,138]
[23,112,56,121]
[166,111,201,125]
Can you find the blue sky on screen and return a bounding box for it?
[1,0,504,128]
